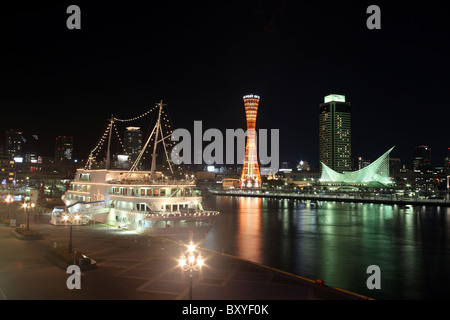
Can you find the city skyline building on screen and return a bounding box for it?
[357,156,371,170]
[319,94,352,173]
[4,129,24,157]
[240,94,262,189]
[413,145,431,172]
[0,155,15,184]
[445,148,450,174]
[123,126,143,165]
[55,136,74,163]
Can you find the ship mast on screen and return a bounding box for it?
[127,99,173,178]
[150,100,164,180]
[105,114,114,169]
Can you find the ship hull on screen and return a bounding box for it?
[58,168,219,241]
[107,208,218,240]
[51,204,218,241]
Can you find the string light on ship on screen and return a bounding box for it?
[113,121,129,157]
[114,106,156,123]
[159,107,181,177]
[85,122,112,169]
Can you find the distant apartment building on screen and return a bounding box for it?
[413,145,431,172]
[444,148,450,175]
[55,136,74,163]
[5,129,24,157]
[356,157,371,170]
[0,155,15,184]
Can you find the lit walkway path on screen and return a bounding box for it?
[0,216,367,300]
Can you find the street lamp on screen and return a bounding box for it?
[5,195,13,219]
[64,214,80,254]
[22,201,35,231]
[178,241,204,300]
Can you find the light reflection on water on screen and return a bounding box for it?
[200,196,450,300]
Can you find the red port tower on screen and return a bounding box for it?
[240,94,262,189]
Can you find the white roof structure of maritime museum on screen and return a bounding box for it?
[320,147,395,186]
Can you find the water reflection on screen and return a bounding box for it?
[236,197,263,262]
[201,196,450,299]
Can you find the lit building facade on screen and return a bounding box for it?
[240,94,262,189]
[0,155,15,184]
[123,127,143,164]
[413,145,431,172]
[5,129,24,157]
[357,157,371,170]
[55,136,74,163]
[444,148,450,174]
[319,94,351,173]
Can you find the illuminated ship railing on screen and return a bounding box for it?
[105,179,196,186]
[113,209,220,220]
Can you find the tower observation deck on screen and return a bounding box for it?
[240,94,262,189]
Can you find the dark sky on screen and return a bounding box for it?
[2,1,449,169]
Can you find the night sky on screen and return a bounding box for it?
[2,1,449,169]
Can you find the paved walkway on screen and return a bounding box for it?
[0,207,368,300]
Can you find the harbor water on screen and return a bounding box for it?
[199,195,450,300]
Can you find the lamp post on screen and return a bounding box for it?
[63,214,80,254]
[5,195,12,219]
[178,241,204,300]
[22,201,35,231]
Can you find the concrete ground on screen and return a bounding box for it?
[0,203,367,300]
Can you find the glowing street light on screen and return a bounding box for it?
[22,201,35,231]
[5,195,13,219]
[178,241,204,300]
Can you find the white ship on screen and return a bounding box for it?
[51,100,219,240]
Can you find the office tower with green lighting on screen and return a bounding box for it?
[319,94,352,173]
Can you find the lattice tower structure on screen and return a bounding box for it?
[240,94,262,189]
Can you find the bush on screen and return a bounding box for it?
[50,247,91,266]
[15,227,43,238]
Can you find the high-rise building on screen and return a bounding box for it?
[123,127,143,164]
[5,129,24,157]
[55,136,74,163]
[389,157,401,175]
[240,94,262,189]
[444,148,450,174]
[0,155,15,184]
[413,145,431,172]
[357,157,371,170]
[319,94,351,173]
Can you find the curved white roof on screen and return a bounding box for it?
[320,147,395,185]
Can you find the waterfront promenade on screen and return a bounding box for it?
[0,205,367,301]
[210,190,450,207]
